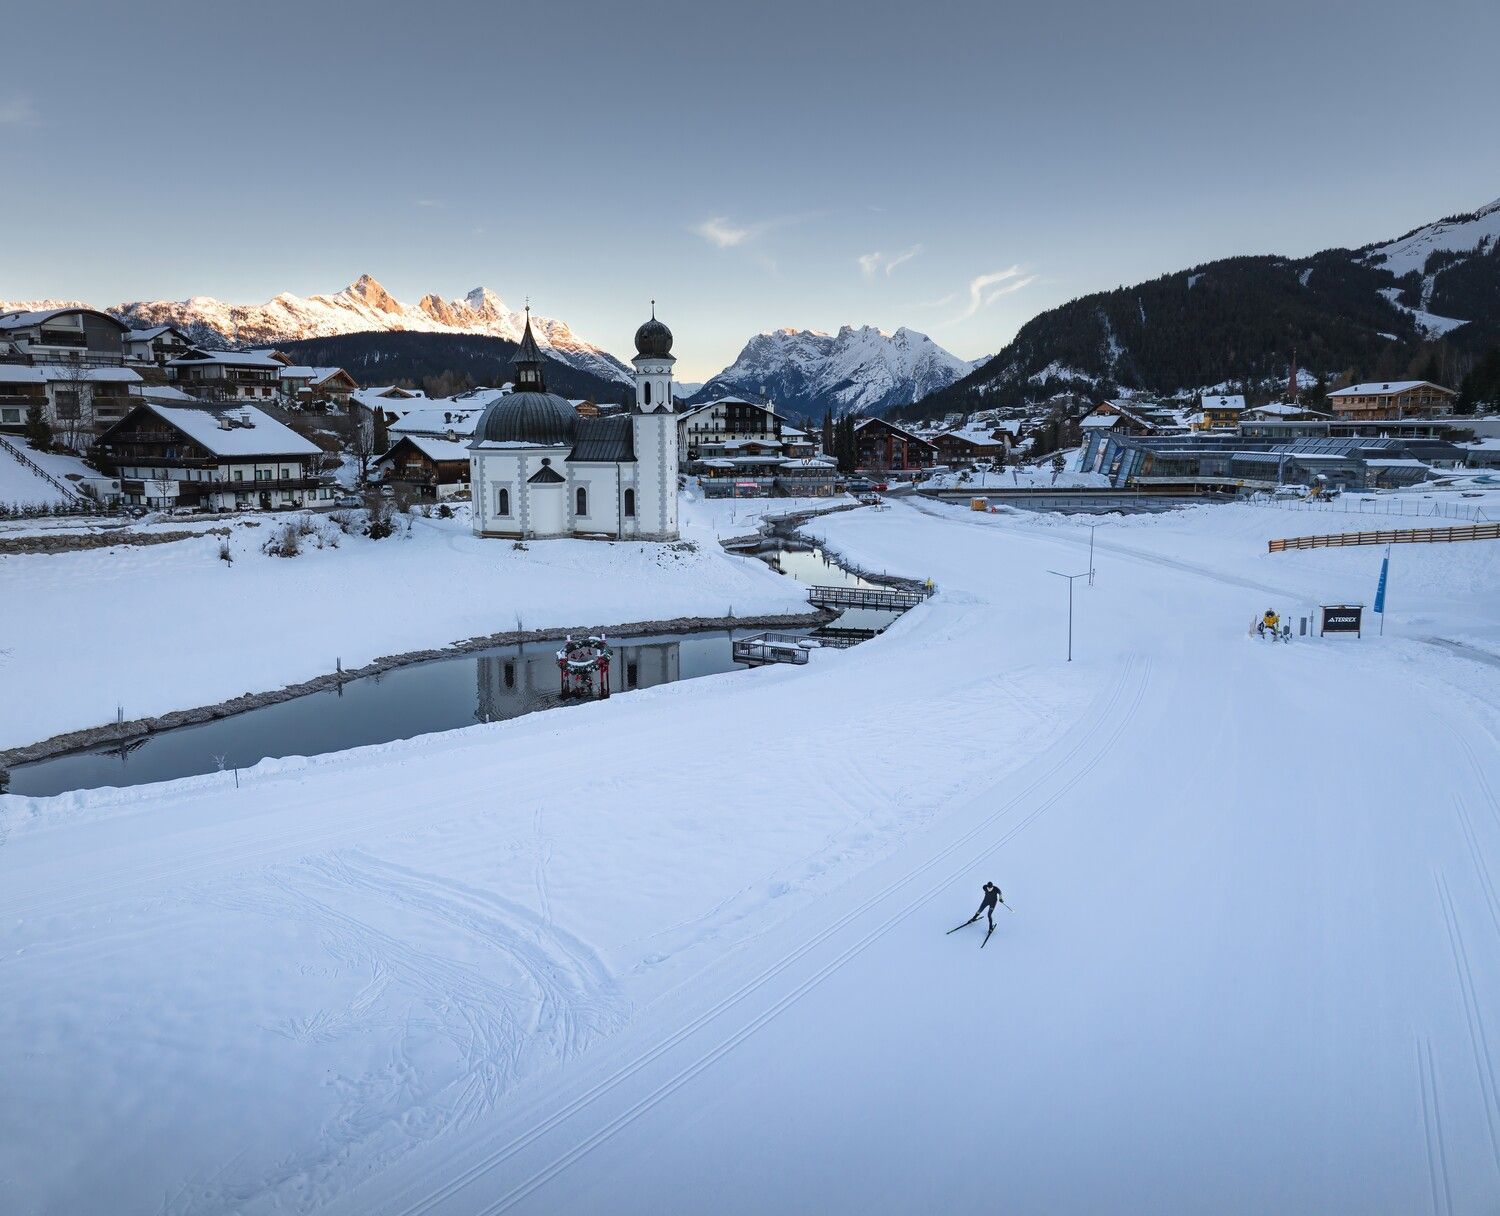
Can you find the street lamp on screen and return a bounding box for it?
[1048,569,1089,661]
[1086,522,1107,587]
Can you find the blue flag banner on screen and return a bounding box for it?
[1374,554,1389,614]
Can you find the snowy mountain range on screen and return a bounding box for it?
[902,195,1500,414]
[0,275,634,386]
[688,325,978,417]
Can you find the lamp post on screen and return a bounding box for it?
[1048,569,1089,661]
[1086,522,1107,587]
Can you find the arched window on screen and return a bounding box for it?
[576,487,588,516]
[623,488,636,518]
[643,381,652,406]
[497,487,510,516]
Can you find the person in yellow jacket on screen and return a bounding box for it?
[1258,608,1280,638]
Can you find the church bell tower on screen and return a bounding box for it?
[630,302,679,539]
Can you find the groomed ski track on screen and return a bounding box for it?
[323,499,1500,1216]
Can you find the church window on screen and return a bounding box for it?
[644,381,652,406]
[576,487,588,516]
[497,487,510,516]
[624,488,636,517]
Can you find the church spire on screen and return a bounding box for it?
[513,304,545,392]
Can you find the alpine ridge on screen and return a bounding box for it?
[901,195,1500,416]
[1,276,634,385]
[688,324,976,418]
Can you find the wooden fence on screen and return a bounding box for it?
[1268,522,1500,553]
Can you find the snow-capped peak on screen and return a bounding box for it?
[1,277,633,384]
[691,323,976,416]
[1363,198,1500,278]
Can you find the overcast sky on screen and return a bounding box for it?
[2,0,1497,379]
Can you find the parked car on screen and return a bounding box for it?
[871,481,888,492]
[847,478,873,492]
[333,494,362,509]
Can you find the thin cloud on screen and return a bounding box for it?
[939,266,1037,326]
[692,211,819,250]
[0,98,38,127]
[918,292,958,308]
[859,244,924,280]
[693,215,765,248]
[415,198,443,208]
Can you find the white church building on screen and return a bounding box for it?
[469,306,679,541]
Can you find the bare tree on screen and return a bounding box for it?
[346,404,378,482]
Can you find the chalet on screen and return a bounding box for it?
[1080,400,1162,438]
[388,403,486,441]
[0,306,129,367]
[1193,394,1245,430]
[166,349,290,401]
[854,417,937,472]
[375,435,472,499]
[277,365,359,409]
[98,401,331,511]
[38,364,143,442]
[1326,380,1456,420]
[123,325,197,367]
[676,396,783,467]
[0,365,47,432]
[780,426,818,458]
[931,427,1010,465]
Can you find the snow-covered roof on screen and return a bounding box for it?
[1200,394,1245,411]
[780,457,837,469]
[1081,415,1119,429]
[125,325,182,342]
[0,365,46,384]
[390,405,484,438]
[0,306,125,330]
[129,403,322,457]
[1243,402,1329,418]
[278,365,350,384]
[1364,458,1431,468]
[139,385,197,403]
[167,350,285,369]
[383,435,472,463]
[39,366,142,383]
[1327,381,1452,398]
[933,429,1007,447]
[698,458,736,469]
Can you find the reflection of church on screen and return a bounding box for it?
[475,641,682,723]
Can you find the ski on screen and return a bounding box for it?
[946,918,978,934]
[981,924,996,948]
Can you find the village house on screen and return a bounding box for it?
[123,325,197,368]
[1193,394,1245,430]
[375,435,472,499]
[278,365,360,410]
[98,401,332,512]
[1326,380,1456,420]
[0,306,129,367]
[676,396,784,468]
[0,365,48,433]
[854,417,937,473]
[931,427,1010,466]
[1080,399,1167,440]
[166,349,290,401]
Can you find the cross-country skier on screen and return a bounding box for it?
[973,881,1002,930]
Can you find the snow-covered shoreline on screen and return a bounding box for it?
[0,499,820,753]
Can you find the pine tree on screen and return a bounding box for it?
[23,404,52,450]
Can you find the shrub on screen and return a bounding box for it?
[218,537,233,564]
[262,523,302,558]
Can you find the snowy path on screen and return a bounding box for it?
[3,498,1499,1214]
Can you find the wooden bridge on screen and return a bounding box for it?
[806,584,929,611]
[1268,522,1500,553]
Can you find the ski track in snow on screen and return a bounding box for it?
[358,657,1153,1216]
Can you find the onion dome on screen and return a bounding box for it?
[634,301,673,359]
[473,392,580,446]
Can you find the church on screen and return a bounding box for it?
[469,306,679,541]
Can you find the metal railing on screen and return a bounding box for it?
[1269,522,1500,552]
[0,433,82,500]
[807,584,929,611]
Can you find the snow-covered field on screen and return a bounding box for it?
[3,493,1499,1214]
[0,437,94,509]
[0,502,809,752]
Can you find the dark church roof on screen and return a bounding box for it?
[634,302,673,360]
[527,463,566,483]
[569,415,636,463]
[473,392,580,446]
